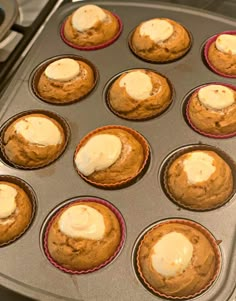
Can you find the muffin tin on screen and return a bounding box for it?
[0,1,235,300]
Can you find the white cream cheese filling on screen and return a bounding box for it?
[72,4,107,32]
[45,58,80,82]
[0,184,17,219]
[215,34,236,55]
[151,232,193,277]
[183,151,216,184]
[59,204,105,240]
[119,71,153,100]
[75,134,122,176]
[198,85,234,110]
[140,19,174,43]
[14,116,62,146]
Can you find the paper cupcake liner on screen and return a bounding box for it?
[73,125,150,189]
[128,24,192,64]
[185,82,236,139]
[161,144,236,211]
[60,13,123,51]
[0,175,37,247]
[105,68,174,121]
[0,109,70,170]
[30,54,99,105]
[43,196,126,274]
[204,30,236,78]
[135,218,222,300]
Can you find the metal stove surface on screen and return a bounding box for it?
[0,0,235,300]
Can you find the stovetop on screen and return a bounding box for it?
[0,0,235,300]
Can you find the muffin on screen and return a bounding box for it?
[74,125,149,188]
[136,219,221,299]
[62,4,122,50]
[187,83,236,137]
[35,57,97,104]
[107,69,173,120]
[45,200,124,273]
[0,180,33,245]
[165,149,233,210]
[205,31,236,77]
[2,112,67,168]
[129,18,191,62]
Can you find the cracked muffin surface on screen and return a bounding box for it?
[130,18,191,62]
[47,201,121,271]
[63,5,120,47]
[2,113,66,168]
[0,181,32,245]
[166,150,233,210]
[37,59,95,104]
[188,84,236,136]
[137,221,219,298]
[74,127,147,186]
[207,35,236,76]
[108,69,172,120]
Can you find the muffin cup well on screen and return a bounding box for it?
[135,218,221,300]
[128,23,192,64]
[73,125,150,189]
[0,175,36,247]
[60,13,123,51]
[185,82,236,139]
[31,54,99,105]
[161,144,236,211]
[204,30,236,78]
[43,196,126,274]
[0,109,70,170]
[105,68,174,121]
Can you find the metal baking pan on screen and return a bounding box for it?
[0,1,235,300]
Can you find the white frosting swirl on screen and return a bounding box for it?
[151,232,193,277]
[14,116,62,146]
[75,134,122,176]
[72,4,107,32]
[198,85,234,110]
[0,184,17,218]
[140,19,174,43]
[183,152,216,184]
[119,71,153,101]
[58,204,105,240]
[45,58,80,82]
[216,34,236,55]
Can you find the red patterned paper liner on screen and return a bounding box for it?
[73,125,150,189]
[136,219,221,300]
[186,82,236,139]
[204,30,236,78]
[60,13,123,51]
[43,197,126,274]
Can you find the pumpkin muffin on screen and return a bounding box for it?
[46,200,124,272]
[129,18,191,62]
[205,31,236,77]
[137,220,221,299]
[74,125,149,188]
[62,4,121,49]
[187,84,236,137]
[0,180,33,245]
[35,57,96,104]
[2,112,67,168]
[165,150,233,210]
[107,69,172,120]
